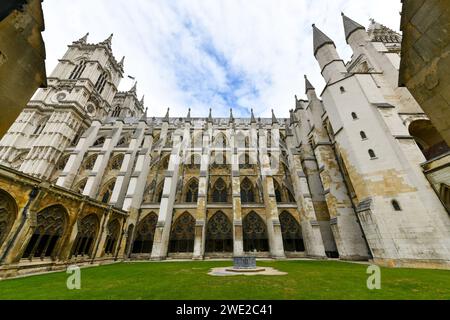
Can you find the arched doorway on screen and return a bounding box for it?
[22,205,68,260]
[279,212,305,252]
[0,189,17,247]
[104,219,120,255]
[169,212,195,253]
[71,214,99,258]
[409,120,449,160]
[243,212,269,252]
[132,213,158,254]
[205,211,233,253]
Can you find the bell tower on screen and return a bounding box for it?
[0,33,125,179]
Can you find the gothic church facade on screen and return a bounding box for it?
[0,14,449,278]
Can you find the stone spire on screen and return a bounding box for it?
[118,56,125,68]
[250,108,256,124]
[304,75,315,93]
[312,24,336,56]
[208,108,213,123]
[285,119,293,136]
[229,108,234,124]
[140,95,145,105]
[140,107,148,122]
[341,12,366,43]
[186,108,192,123]
[295,95,303,110]
[271,109,279,125]
[130,81,137,94]
[163,108,170,122]
[100,33,113,49]
[76,32,89,44]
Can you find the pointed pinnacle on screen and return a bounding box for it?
[119,56,125,68]
[208,108,213,123]
[229,108,234,123]
[312,24,335,56]
[130,81,137,93]
[271,109,278,125]
[140,95,145,105]
[77,32,89,43]
[163,108,170,122]
[186,108,192,123]
[250,108,256,123]
[305,75,315,93]
[341,12,366,43]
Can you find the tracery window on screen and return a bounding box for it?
[83,155,97,171]
[22,205,67,260]
[132,213,157,254]
[243,212,269,252]
[100,180,116,204]
[69,60,86,80]
[185,179,199,203]
[169,212,195,253]
[0,190,17,247]
[93,137,105,147]
[211,178,228,203]
[71,214,99,257]
[104,219,120,255]
[111,106,121,117]
[240,178,255,203]
[110,154,124,170]
[94,71,108,94]
[279,212,305,252]
[205,211,233,253]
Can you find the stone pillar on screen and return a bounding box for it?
[151,130,182,260]
[193,130,210,259]
[259,125,285,258]
[56,120,102,189]
[231,133,244,256]
[83,120,124,199]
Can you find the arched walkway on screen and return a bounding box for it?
[243,212,269,252]
[205,211,233,253]
[279,212,305,252]
[132,213,158,254]
[169,212,195,253]
[71,214,99,258]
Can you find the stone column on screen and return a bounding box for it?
[193,129,210,259]
[151,131,182,260]
[231,129,244,256]
[56,120,102,189]
[83,120,124,199]
[259,125,285,258]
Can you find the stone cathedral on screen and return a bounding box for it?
[0,14,449,278]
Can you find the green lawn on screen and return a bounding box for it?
[0,260,449,300]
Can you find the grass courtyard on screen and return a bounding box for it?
[0,260,449,300]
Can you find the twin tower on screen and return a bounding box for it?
[0,12,449,271]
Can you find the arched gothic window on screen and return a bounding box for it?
[110,154,124,170]
[22,205,67,260]
[360,131,367,140]
[351,112,358,120]
[93,137,105,147]
[132,213,157,254]
[94,71,108,94]
[100,180,116,204]
[369,149,377,159]
[274,180,283,203]
[243,212,269,252]
[279,212,305,252]
[169,212,195,253]
[154,182,164,203]
[71,214,99,257]
[83,154,97,170]
[0,190,17,247]
[211,178,228,203]
[239,153,253,169]
[111,106,121,117]
[73,178,87,194]
[205,211,233,253]
[57,155,70,171]
[214,133,228,149]
[104,219,120,255]
[240,178,255,203]
[69,60,86,80]
[185,179,199,203]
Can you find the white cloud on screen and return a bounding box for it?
[41,0,402,118]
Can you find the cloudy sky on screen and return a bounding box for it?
[41,0,402,118]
